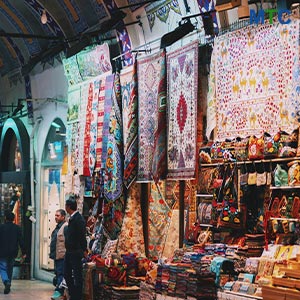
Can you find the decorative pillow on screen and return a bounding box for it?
[101,239,118,259]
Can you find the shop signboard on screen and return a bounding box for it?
[250,9,292,25]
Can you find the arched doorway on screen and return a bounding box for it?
[0,118,31,262]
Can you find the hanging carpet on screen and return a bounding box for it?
[120,63,138,188]
[117,182,145,256]
[137,51,165,181]
[167,41,199,180]
[151,50,167,183]
[148,181,172,260]
[102,73,125,239]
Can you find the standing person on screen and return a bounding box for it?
[0,210,26,295]
[50,209,68,300]
[64,196,87,300]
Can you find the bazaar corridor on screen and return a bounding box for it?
[1,280,53,300]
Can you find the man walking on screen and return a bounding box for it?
[0,210,26,294]
[50,209,68,300]
[64,196,87,300]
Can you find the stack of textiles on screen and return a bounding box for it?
[237,234,265,257]
[111,285,140,299]
[127,275,144,286]
[161,265,170,294]
[167,265,177,296]
[139,281,156,300]
[176,267,189,298]
[186,270,198,297]
[195,272,217,300]
[96,284,112,300]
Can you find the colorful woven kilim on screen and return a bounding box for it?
[117,182,145,256]
[207,20,300,139]
[137,51,164,181]
[152,50,167,183]
[148,181,171,260]
[83,82,94,176]
[102,73,125,239]
[76,83,89,175]
[102,74,115,168]
[167,41,199,179]
[120,63,138,188]
[162,209,181,258]
[88,79,101,176]
[95,75,107,171]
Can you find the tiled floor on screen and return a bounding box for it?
[0,279,53,300]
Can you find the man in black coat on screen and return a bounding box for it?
[64,195,87,300]
[0,210,26,294]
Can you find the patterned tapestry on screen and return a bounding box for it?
[152,50,167,183]
[145,0,181,31]
[148,181,172,260]
[120,63,138,188]
[137,51,164,181]
[82,82,94,177]
[162,209,180,258]
[63,43,112,86]
[67,84,80,122]
[206,20,300,140]
[63,55,82,86]
[167,41,199,180]
[102,74,125,239]
[117,182,145,256]
[76,83,89,175]
[95,76,107,172]
[77,44,112,81]
[102,74,115,168]
[88,79,101,176]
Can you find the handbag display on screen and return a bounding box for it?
[287,160,300,186]
[274,164,288,186]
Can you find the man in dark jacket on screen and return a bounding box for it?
[50,209,68,300]
[64,195,86,300]
[0,210,26,294]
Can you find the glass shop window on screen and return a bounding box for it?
[42,119,66,166]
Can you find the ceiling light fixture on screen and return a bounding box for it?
[41,10,48,25]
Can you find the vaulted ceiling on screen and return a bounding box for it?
[0,0,152,77]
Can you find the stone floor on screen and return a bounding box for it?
[0,279,54,300]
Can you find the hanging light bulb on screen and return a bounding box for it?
[41,9,48,24]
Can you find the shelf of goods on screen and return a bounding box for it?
[218,290,262,300]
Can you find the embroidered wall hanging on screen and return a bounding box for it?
[207,20,300,140]
[67,84,80,122]
[120,63,138,188]
[148,181,172,260]
[77,44,112,81]
[95,75,107,172]
[146,0,181,31]
[63,43,112,86]
[76,83,89,175]
[152,50,167,183]
[102,73,125,239]
[137,51,164,181]
[167,41,199,180]
[117,182,145,256]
